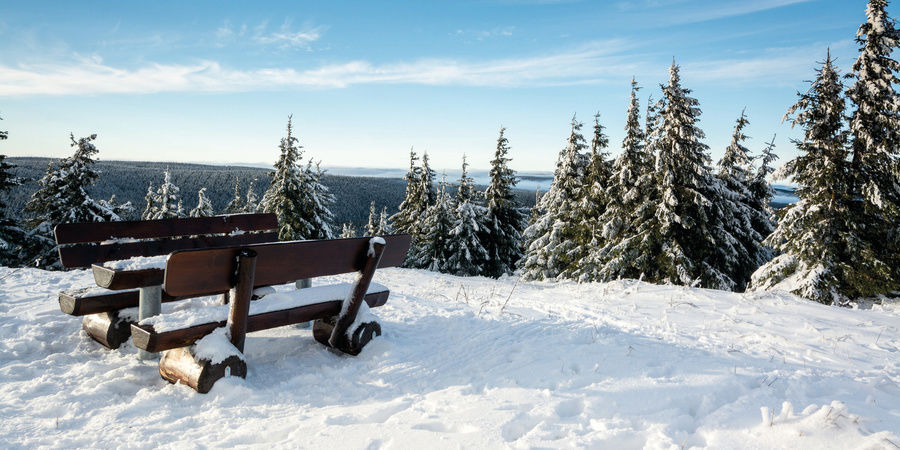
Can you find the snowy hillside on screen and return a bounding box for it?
[1,266,898,448]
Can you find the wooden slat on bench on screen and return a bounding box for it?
[59,290,188,316]
[54,213,278,245]
[131,290,391,353]
[60,232,278,268]
[163,234,412,297]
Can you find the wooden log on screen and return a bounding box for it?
[313,317,381,356]
[162,234,411,297]
[54,213,278,245]
[158,346,247,394]
[59,290,186,316]
[92,266,164,290]
[60,232,278,269]
[227,249,257,352]
[131,290,390,353]
[328,239,385,353]
[81,311,131,349]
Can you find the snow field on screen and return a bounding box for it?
[0,266,898,448]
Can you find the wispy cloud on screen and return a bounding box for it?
[454,26,515,41]
[216,19,323,50]
[0,39,841,96]
[618,0,813,25]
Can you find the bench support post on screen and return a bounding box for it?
[228,249,258,353]
[138,285,162,360]
[316,239,385,355]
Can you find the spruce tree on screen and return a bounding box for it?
[748,135,778,264]
[339,222,357,238]
[390,149,428,265]
[652,61,731,289]
[378,207,393,235]
[242,178,259,213]
[411,174,455,271]
[445,156,488,276]
[23,133,130,269]
[569,114,613,281]
[750,51,870,304]
[260,116,335,241]
[845,0,900,293]
[189,187,216,218]
[520,116,588,280]
[0,153,24,266]
[146,169,185,220]
[365,201,379,236]
[482,127,526,278]
[141,183,156,220]
[224,178,244,214]
[421,151,437,207]
[595,79,658,282]
[713,110,767,290]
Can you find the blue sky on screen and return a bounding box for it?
[0,0,868,172]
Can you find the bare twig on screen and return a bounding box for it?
[500,279,519,312]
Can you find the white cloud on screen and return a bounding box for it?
[617,0,812,25]
[216,19,323,50]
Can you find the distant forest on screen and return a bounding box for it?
[1,157,538,232]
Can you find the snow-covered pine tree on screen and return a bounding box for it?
[189,187,216,218]
[365,201,379,236]
[0,153,24,266]
[242,178,259,213]
[378,207,393,235]
[595,79,658,282]
[141,183,156,220]
[445,156,488,276]
[845,0,900,293]
[23,134,130,269]
[569,114,613,281]
[481,127,526,278]
[339,222,357,238]
[520,116,588,281]
[652,61,732,289]
[749,51,869,305]
[411,174,455,271]
[713,110,767,290]
[301,160,336,239]
[390,149,428,266]
[224,178,244,214]
[260,116,335,241]
[421,151,437,207]
[145,169,185,220]
[748,135,778,263]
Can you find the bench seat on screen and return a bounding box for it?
[59,286,185,316]
[131,282,390,353]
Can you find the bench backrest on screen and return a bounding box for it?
[163,234,412,297]
[55,213,279,268]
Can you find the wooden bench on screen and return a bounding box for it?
[130,234,411,393]
[54,213,279,349]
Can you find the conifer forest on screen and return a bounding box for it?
[2,0,899,307]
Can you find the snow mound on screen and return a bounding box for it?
[0,266,898,448]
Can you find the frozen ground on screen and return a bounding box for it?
[0,266,898,449]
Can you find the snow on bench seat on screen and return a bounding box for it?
[140,282,390,333]
[101,255,168,271]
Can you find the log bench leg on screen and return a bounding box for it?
[138,285,162,360]
[159,346,247,394]
[82,311,131,349]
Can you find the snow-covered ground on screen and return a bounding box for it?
[1,266,898,449]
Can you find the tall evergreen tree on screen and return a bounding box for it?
[378,207,393,235]
[0,151,24,266]
[595,79,658,282]
[520,116,588,280]
[23,134,130,268]
[260,116,335,240]
[482,127,526,278]
[713,110,767,290]
[748,135,779,263]
[224,178,244,214]
[750,51,872,304]
[242,178,259,213]
[145,169,184,220]
[569,114,613,281]
[365,201,379,236]
[189,187,215,218]
[445,156,488,276]
[845,0,900,293]
[141,182,155,220]
[421,151,437,207]
[390,149,428,265]
[652,61,731,289]
[411,174,455,271]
